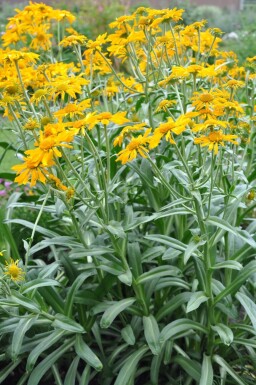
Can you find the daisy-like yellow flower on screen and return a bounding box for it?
[2,50,39,65]
[194,130,238,155]
[85,33,108,53]
[156,99,176,112]
[114,123,147,147]
[12,157,48,187]
[192,118,228,133]
[30,88,50,105]
[30,26,53,51]
[50,75,89,100]
[116,129,151,164]
[223,79,245,90]
[24,118,40,131]
[159,66,190,86]
[54,99,91,119]
[4,259,25,281]
[25,128,75,167]
[59,34,87,47]
[150,115,191,148]
[85,111,129,130]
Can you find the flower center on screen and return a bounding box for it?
[199,93,214,103]
[208,131,222,142]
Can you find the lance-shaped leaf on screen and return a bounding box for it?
[236,292,256,331]
[52,314,84,333]
[100,298,136,328]
[27,339,74,385]
[186,291,209,313]
[214,261,256,304]
[211,324,233,346]
[113,346,148,385]
[199,354,213,385]
[211,261,243,271]
[207,216,256,248]
[160,319,207,344]
[121,325,136,346]
[11,316,38,360]
[143,315,161,355]
[137,266,181,284]
[26,330,67,371]
[213,355,246,385]
[75,334,103,371]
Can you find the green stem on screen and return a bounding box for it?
[24,189,50,271]
[104,125,111,184]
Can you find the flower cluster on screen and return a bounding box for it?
[0,2,253,194]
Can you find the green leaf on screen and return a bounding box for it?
[211,324,234,346]
[160,319,207,343]
[137,266,180,284]
[11,316,38,360]
[184,239,206,264]
[121,325,136,346]
[113,346,148,385]
[143,315,161,355]
[79,366,91,385]
[150,348,164,385]
[75,334,103,371]
[214,261,256,304]
[21,279,61,294]
[211,261,243,271]
[39,286,65,313]
[174,356,201,382]
[100,298,136,328]
[156,292,191,321]
[5,218,59,238]
[10,292,41,312]
[213,355,246,385]
[118,269,133,286]
[233,338,256,349]
[65,272,94,317]
[145,234,186,252]
[236,292,256,331]
[27,339,74,385]
[199,354,213,385]
[26,330,67,371]
[64,356,80,385]
[207,216,256,248]
[186,291,208,313]
[52,314,85,333]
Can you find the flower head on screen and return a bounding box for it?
[4,259,25,281]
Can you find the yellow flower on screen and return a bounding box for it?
[156,99,176,112]
[25,128,75,167]
[114,123,147,147]
[54,99,91,119]
[2,50,39,65]
[223,79,245,90]
[59,34,87,47]
[30,26,53,51]
[12,157,48,187]
[24,118,40,131]
[86,111,129,130]
[192,119,228,133]
[4,259,25,281]
[194,130,238,155]
[51,75,89,100]
[116,129,151,164]
[150,115,190,148]
[30,88,50,104]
